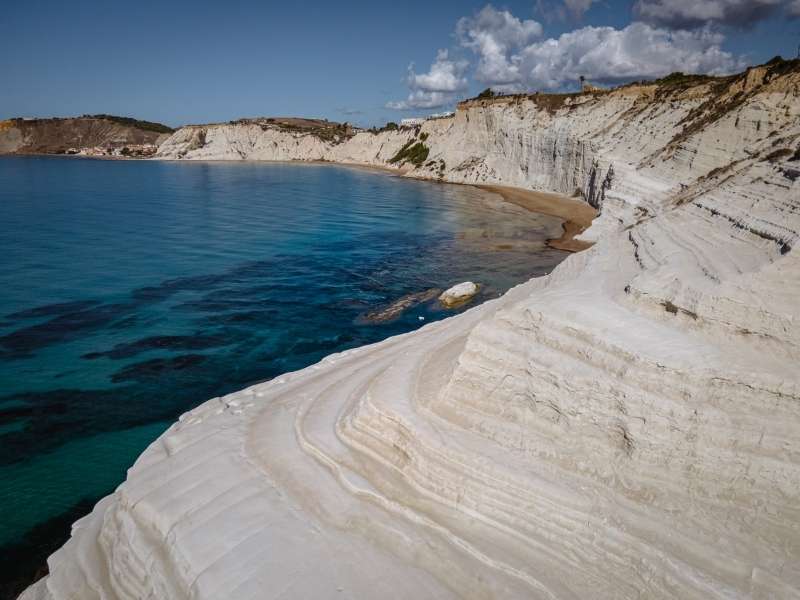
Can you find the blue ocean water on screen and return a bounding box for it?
[0,156,567,595]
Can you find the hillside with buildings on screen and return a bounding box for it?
[0,116,173,157]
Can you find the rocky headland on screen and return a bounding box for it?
[0,115,173,157]
[20,58,800,599]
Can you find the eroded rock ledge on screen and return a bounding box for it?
[22,60,800,599]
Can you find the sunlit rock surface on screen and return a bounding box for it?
[23,61,800,599]
[439,282,479,307]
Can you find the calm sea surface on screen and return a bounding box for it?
[0,156,567,595]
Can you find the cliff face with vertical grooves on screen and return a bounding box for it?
[22,60,800,599]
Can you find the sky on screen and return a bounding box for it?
[1,0,799,128]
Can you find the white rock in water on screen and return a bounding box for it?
[439,282,479,307]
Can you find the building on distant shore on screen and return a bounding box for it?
[579,76,603,93]
[400,113,455,126]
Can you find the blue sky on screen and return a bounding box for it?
[1,0,798,127]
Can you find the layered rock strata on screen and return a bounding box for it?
[23,60,800,599]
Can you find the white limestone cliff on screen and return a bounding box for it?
[22,61,800,599]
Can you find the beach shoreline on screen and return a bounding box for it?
[477,184,597,252]
[152,156,594,253]
[7,153,593,254]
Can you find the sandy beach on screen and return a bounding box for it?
[479,184,598,252]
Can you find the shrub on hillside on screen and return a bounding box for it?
[389,141,429,167]
[83,114,174,134]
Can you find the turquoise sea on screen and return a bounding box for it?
[0,156,567,596]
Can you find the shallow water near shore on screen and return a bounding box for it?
[0,156,568,594]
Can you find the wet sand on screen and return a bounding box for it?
[478,184,598,252]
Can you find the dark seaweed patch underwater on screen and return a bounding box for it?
[0,156,568,597]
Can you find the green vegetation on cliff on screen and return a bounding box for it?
[389,140,429,167]
[8,115,174,134]
[82,115,174,133]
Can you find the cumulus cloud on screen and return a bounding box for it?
[456,5,543,88]
[387,90,462,110]
[389,4,752,108]
[407,49,469,93]
[633,0,783,28]
[515,23,746,90]
[452,9,745,93]
[386,49,469,110]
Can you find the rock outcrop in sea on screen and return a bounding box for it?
[22,60,800,599]
[439,282,479,308]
